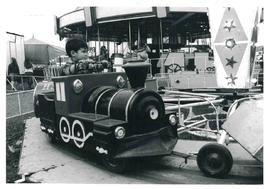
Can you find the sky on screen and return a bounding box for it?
[3,3,77,48]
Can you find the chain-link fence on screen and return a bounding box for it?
[6,75,45,119]
[6,90,35,119]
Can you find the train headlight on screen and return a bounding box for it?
[149,107,159,120]
[116,76,126,88]
[73,79,83,94]
[114,126,126,139]
[169,114,178,126]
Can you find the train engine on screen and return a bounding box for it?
[33,62,178,172]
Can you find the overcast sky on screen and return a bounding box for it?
[4,3,76,48]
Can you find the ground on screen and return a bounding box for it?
[6,113,34,183]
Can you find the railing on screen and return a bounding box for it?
[6,74,45,92]
[6,89,35,119]
[148,56,217,89]
[149,54,214,75]
[43,66,62,80]
[250,61,263,87]
[6,74,46,119]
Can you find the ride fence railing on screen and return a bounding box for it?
[6,74,45,92]
[148,56,216,89]
[149,55,215,75]
[6,74,46,119]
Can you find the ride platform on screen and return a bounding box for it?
[17,117,263,184]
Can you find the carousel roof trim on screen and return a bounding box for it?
[55,7,211,42]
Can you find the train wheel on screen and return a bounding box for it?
[102,157,128,173]
[59,117,71,143]
[72,120,85,148]
[197,143,233,178]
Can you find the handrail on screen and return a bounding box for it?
[6,74,45,91]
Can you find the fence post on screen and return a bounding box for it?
[17,93,22,116]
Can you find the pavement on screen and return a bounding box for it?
[17,117,263,184]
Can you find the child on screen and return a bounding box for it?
[61,38,89,75]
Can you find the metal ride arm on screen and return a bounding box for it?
[163,89,224,137]
[162,89,238,178]
[177,118,208,136]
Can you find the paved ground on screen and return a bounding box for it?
[18,117,263,184]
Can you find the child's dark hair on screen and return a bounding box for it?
[65,38,88,57]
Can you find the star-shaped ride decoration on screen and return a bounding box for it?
[225,74,238,86]
[224,19,236,32]
[225,56,238,68]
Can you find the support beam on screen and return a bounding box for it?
[171,13,195,27]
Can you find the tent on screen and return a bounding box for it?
[24,37,66,65]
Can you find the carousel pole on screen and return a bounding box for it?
[138,24,141,49]
[160,20,163,52]
[97,25,101,62]
[159,19,164,73]
[129,20,132,53]
[85,27,88,42]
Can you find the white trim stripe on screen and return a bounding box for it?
[125,89,144,122]
[60,82,66,101]
[56,82,61,101]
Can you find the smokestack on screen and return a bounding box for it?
[122,61,150,88]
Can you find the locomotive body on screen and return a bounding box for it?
[34,63,178,172]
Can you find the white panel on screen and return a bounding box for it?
[59,9,85,27]
[195,52,209,71]
[96,7,153,19]
[156,7,167,18]
[55,82,61,101]
[60,82,66,102]
[164,52,185,66]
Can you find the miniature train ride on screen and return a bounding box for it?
[33,62,179,173]
[33,60,262,178]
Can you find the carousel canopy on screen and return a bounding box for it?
[55,7,210,47]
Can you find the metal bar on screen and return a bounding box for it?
[138,24,140,49]
[165,99,224,111]
[163,89,219,98]
[6,78,17,91]
[163,97,214,102]
[129,20,132,51]
[6,89,34,96]
[160,20,163,52]
[217,130,228,144]
[97,25,100,62]
[21,76,25,91]
[171,151,196,161]
[178,98,182,125]
[17,93,22,116]
[149,59,152,77]
[177,119,208,135]
[191,127,218,134]
[98,15,155,24]
[6,111,34,120]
